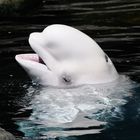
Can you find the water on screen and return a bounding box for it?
[0,0,140,139]
[16,76,135,139]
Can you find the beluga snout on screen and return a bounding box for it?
[15,24,119,87]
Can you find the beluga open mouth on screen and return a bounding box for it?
[15,24,119,87]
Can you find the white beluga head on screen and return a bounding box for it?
[15,24,118,87]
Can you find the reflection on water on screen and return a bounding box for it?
[15,75,135,139]
[0,0,140,140]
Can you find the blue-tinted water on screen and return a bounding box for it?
[0,0,140,139]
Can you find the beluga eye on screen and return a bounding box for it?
[61,73,72,85]
[105,55,108,63]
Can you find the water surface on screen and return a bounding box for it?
[0,0,140,140]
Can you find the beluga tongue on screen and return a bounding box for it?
[15,24,119,87]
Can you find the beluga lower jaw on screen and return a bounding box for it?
[15,24,119,87]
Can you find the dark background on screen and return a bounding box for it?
[0,0,140,139]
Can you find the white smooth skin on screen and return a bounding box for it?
[15,24,118,87]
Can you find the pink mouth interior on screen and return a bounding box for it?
[16,54,45,64]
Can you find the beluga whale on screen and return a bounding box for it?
[15,24,119,87]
